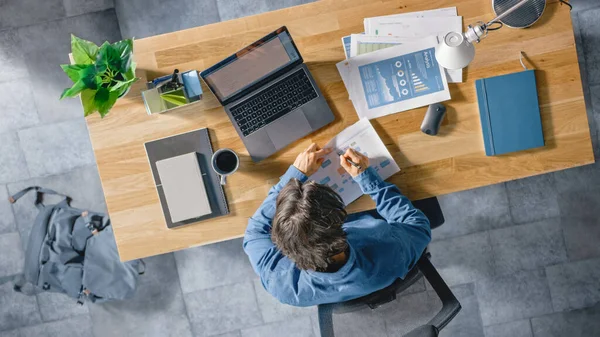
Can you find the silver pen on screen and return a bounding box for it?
[345,158,362,170]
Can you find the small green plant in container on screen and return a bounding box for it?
[60,35,138,118]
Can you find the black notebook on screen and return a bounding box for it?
[144,128,229,229]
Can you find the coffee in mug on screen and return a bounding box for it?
[211,149,239,185]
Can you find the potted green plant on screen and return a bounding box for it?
[60,35,138,118]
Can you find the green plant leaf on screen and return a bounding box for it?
[161,93,187,106]
[71,35,98,65]
[111,39,134,73]
[60,64,87,82]
[110,77,137,92]
[95,87,119,118]
[123,61,137,81]
[96,42,121,73]
[80,89,97,117]
[60,80,87,99]
[79,65,99,90]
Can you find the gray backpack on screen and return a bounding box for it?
[10,186,143,304]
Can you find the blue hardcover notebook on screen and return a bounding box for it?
[476,70,544,156]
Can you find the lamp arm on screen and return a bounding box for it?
[486,0,530,26]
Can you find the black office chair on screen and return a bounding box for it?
[317,197,461,337]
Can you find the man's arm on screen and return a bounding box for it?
[243,166,307,275]
[354,167,430,236]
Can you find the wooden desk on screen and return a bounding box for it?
[86,0,594,261]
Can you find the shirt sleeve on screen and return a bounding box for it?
[353,167,431,240]
[243,165,308,276]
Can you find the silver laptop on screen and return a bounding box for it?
[200,26,335,162]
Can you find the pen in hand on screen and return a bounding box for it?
[338,150,362,170]
[345,158,362,170]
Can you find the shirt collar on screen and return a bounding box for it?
[305,245,356,280]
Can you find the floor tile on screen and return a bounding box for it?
[17,10,121,123]
[252,278,316,324]
[18,119,95,177]
[0,282,42,331]
[589,85,600,149]
[36,292,89,322]
[0,0,65,30]
[213,332,241,337]
[216,0,269,21]
[115,0,220,39]
[327,306,388,337]
[0,186,17,234]
[506,173,560,224]
[382,290,441,336]
[560,216,600,261]
[579,8,600,85]
[553,161,600,194]
[63,0,114,16]
[8,165,106,250]
[489,218,568,275]
[0,330,21,337]
[241,316,314,337]
[557,187,600,260]
[428,231,495,286]
[18,316,92,337]
[0,80,40,135]
[546,257,600,312]
[184,281,262,337]
[476,269,553,326]
[0,132,30,184]
[558,184,600,219]
[530,303,600,337]
[0,30,29,83]
[0,233,25,278]
[174,238,256,294]
[571,0,600,12]
[484,320,532,337]
[89,253,193,337]
[439,284,485,337]
[266,0,315,11]
[434,184,512,241]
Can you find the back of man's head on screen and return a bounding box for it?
[272,179,348,271]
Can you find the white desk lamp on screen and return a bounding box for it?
[435,0,545,70]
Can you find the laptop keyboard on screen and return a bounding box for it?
[230,69,318,137]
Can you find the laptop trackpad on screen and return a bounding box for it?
[267,111,312,150]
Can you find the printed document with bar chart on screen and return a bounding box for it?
[346,36,450,120]
[308,118,400,205]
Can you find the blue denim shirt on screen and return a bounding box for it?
[243,165,431,307]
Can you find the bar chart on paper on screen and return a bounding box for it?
[309,118,400,205]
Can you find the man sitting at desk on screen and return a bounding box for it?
[243,143,431,306]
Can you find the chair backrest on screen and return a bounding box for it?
[329,263,423,314]
[317,253,461,337]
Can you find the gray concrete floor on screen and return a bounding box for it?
[1,0,600,336]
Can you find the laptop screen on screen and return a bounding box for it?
[201,28,301,103]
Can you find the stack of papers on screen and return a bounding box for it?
[308,118,400,205]
[338,7,461,120]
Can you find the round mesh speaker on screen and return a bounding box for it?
[493,0,546,28]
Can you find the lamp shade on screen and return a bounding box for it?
[435,32,475,70]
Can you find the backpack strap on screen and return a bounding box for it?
[9,186,71,210]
